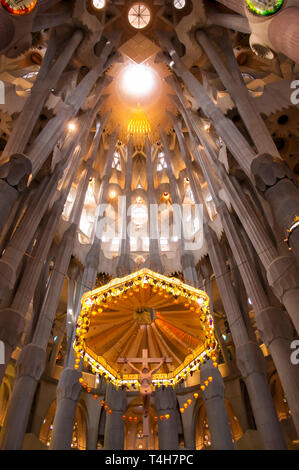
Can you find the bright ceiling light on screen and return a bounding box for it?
[67,121,76,133]
[92,0,106,9]
[174,0,186,10]
[122,64,156,99]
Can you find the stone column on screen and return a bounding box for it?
[86,391,104,450]
[206,9,250,33]
[28,73,112,178]
[126,419,138,449]
[50,242,101,450]
[94,129,120,227]
[0,344,46,450]
[166,50,298,265]
[165,117,203,286]
[0,9,15,52]
[154,387,179,450]
[1,222,77,450]
[0,34,118,235]
[159,128,198,286]
[116,136,133,275]
[215,0,245,15]
[201,360,234,450]
[32,7,73,32]
[164,121,232,373]
[177,392,197,450]
[171,94,299,335]
[257,306,299,435]
[0,114,108,384]
[145,137,163,273]
[166,38,299,269]
[49,368,82,450]
[0,155,30,240]
[205,222,287,449]
[195,30,278,157]
[251,154,299,263]
[104,384,127,450]
[0,161,64,297]
[37,0,62,12]
[159,128,234,448]
[185,117,298,334]
[157,31,255,178]
[202,263,235,376]
[50,127,115,450]
[268,7,299,64]
[0,330,20,392]
[47,320,66,377]
[0,151,80,370]
[46,123,110,450]
[0,30,84,163]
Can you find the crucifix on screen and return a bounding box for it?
[118,349,172,437]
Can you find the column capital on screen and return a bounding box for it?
[251,153,299,259]
[236,342,266,379]
[200,359,234,450]
[251,153,297,194]
[266,255,299,299]
[154,386,177,412]
[0,153,32,192]
[106,384,127,413]
[16,343,46,381]
[56,367,82,401]
[200,360,225,401]
[0,308,25,349]
[257,306,294,348]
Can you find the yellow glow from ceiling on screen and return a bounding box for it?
[128,118,151,135]
[121,64,156,99]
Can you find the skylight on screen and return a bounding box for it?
[128,3,151,29]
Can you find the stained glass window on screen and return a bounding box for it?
[246,0,284,16]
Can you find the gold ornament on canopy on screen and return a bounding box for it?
[74,269,218,388]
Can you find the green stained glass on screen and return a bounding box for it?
[246,0,284,16]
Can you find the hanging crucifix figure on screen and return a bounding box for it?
[118,349,172,435]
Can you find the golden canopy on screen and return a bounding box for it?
[74,269,217,387]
